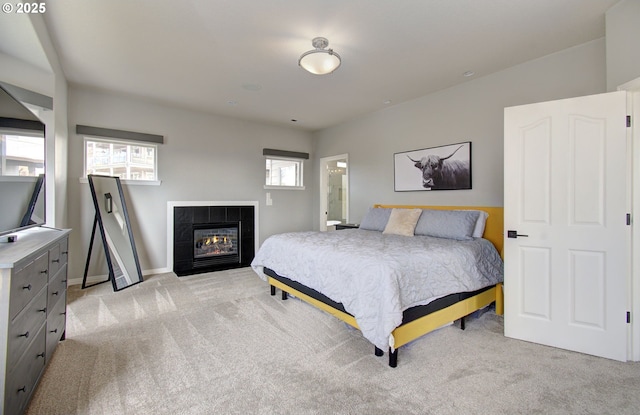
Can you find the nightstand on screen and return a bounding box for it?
[335,223,359,230]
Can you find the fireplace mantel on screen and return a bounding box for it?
[166,201,259,273]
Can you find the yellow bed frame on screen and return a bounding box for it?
[267,205,504,367]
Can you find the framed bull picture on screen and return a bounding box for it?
[394,141,472,191]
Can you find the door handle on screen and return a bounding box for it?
[507,230,528,238]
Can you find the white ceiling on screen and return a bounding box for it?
[38,0,618,131]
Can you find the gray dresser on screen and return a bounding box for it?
[0,227,70,415]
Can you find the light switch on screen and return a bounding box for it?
[266,192,273,206]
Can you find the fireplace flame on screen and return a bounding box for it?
[195,232,236,258]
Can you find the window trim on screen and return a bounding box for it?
[79,177,161,186]
[263,184,306,191]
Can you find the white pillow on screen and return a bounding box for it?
[383,208,422,237]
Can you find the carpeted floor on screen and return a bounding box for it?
[25,267,640,414]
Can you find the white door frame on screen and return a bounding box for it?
[319,154,349,231]
[618,77,640,361]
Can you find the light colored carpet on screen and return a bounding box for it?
[25,267,640,415]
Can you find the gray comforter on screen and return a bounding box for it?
[251,229,504,351]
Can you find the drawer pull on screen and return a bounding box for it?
[23,284,32,291]
[61,311,67,316]
[40,270,48,275]
[50,328,58,334]
[37,352,45,358]
[52,259,60,263]
[17,386,26,393]
[19,331,29,338]
[38,307,47,313]
[52,291,59,296]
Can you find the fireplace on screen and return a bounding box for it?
[172,205,255,276]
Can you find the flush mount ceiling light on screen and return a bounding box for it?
[298,37,341,75]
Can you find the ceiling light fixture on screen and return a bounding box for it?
[298,37,341,75]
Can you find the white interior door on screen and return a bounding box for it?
[504,91,630,361]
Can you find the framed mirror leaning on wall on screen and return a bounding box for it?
[85,174,143,291]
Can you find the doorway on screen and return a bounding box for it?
[319,154,349,231]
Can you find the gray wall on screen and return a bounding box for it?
[606,0,640,91]
[67,87,314,279]
[312,39,607,226]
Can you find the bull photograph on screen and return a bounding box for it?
[394,141,472,191]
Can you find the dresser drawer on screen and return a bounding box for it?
[59,237,69,266]
[46,292,67,361]
[9,252,48,320]
[47,264,67,313]
[7,287,47,371]
[4,325,46,415]
[48,243,61,279]
[49,237,69,281]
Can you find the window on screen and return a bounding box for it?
[265,157,304,189]
[84,137,157,181]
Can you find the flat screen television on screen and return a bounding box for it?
[0,84,46,238]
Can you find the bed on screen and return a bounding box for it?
[251,205,504,367]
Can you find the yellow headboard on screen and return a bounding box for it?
[373,204,504,257]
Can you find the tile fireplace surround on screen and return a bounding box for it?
[167,201,259,276]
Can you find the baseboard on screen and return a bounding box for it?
[68,267,173,287]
